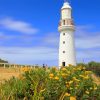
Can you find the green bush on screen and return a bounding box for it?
[77,61,100,76]
[0,66,100,100]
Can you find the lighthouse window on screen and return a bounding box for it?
[63,41,65,44]
[63,33,65,35]
[63,51,65,53]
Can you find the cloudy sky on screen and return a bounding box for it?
[0,0,100,66]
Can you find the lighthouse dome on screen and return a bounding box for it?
[61,2,71,9]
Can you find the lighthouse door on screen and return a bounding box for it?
[62,62,65,66]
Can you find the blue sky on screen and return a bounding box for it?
[0,0,100,66]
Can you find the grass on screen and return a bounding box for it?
[0,67,20,83]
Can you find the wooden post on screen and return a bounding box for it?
[4,63,6,68]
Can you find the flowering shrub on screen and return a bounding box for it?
[77,61,100,76]
[0,66,100,100]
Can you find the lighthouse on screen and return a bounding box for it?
[58,0,76,67]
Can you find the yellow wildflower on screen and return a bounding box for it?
[70,87,73,90]
[85,91,89,94]
[79,75,84,78]
[40,89,45,92]
[61,73,67,78]
[40,97,44,100]
[75,87,78,89]
[65,93,70,96]
[70,96,76,100]
[75,79,80,82]
[84,76,89,79]
[90,87,92,90]
[68,64,73,67]
[49,77,53,79]
[61,67,66,71]
[52,67,57,70]
[85,71,92,74]
[73,77,76,80]
[66,84,70,88]
[76,85,79,87]
[54,76,59,80]
[49,73,54,77]
[69,81,73,84]
[94,87,97,90]
[82,67,86,70]
[65,71,70,74]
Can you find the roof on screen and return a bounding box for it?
[61,2,71,9]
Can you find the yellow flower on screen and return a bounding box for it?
[70,96,76,100]
[84,76,89,79]
[61,67,66,71]
[94,87,97,90]
[40,97,44,100]
[75,79,80,82]
[90,87,92,90]
[49,77,53,79]
[85,71,92,74]
[82,67,86,70]
[76,85,79,87]
[65,93,70,96]
[68,64,73,67]
[85,91,89,94]
[40,89,45,92]
[69,81,73,84]
[52,67,57,70]
[73,77,76,80]
[54,76,59,80]
[49,73,54,77]
[75,87,78,89]
[67,71,70,74]
[79,75,84,78]
[70,87,73,90]
[66,84,70,88]
[62,73,66,76]
[61,73,67,78]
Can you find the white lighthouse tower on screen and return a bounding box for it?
[58,0,76,67]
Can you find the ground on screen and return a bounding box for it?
[0,67,20,83]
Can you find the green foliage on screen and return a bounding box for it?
[0,66,100,100]
[78,61,100,76]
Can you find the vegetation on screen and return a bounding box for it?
[77,61,100,76]
[0,66,100,100]
[0,59,8,63]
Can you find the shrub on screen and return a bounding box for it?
[0,66,100,100]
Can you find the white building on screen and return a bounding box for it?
[58,1,76,67]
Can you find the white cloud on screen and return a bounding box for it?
[75,25,100,62]
[0,17,38,34]
[76,34,100,49]
[42,32,59,46]
[75,25,100,49]
[0,25,100,65]
[0,46,58,65]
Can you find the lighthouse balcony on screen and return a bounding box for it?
[59,19,74,26]
[58,19,75,32]
[58,25,75,32]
